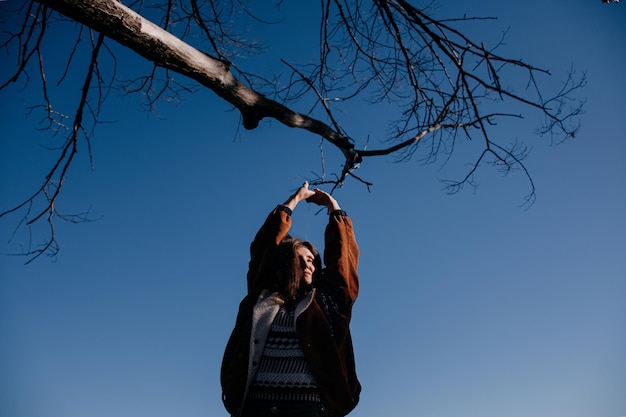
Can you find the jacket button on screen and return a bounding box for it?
[254,339,259,344]
[252,361,257,366]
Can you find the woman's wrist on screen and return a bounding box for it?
[328,199,341,212]
[282,194,301,211]
[277,205,293,216]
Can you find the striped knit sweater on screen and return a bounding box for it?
[249,304,320,403]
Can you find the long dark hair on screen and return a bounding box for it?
[273,236,322,300]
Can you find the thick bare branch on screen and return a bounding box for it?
[34,0,360,159]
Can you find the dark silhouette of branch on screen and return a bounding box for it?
[0,0,585,261]
[1,19,107,263]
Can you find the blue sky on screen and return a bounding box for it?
[1,1,625,417]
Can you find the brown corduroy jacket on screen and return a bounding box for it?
[220,206,361,417]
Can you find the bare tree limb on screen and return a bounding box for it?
[0,0,586,261]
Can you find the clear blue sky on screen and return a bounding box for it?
[1,1,624,417]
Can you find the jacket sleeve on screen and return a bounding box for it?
[246,205,292,295]
[322,211,360,304]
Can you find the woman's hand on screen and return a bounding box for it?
[283,182,316,211]
[306,188,341,212]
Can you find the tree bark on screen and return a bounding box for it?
[36,0,360,163]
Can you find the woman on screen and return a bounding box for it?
[221,182,361,417]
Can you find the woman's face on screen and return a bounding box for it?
[295,246,316,286]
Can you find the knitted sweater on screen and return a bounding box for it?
[249,304,321,402]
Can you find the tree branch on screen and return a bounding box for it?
[1,0,585,261]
